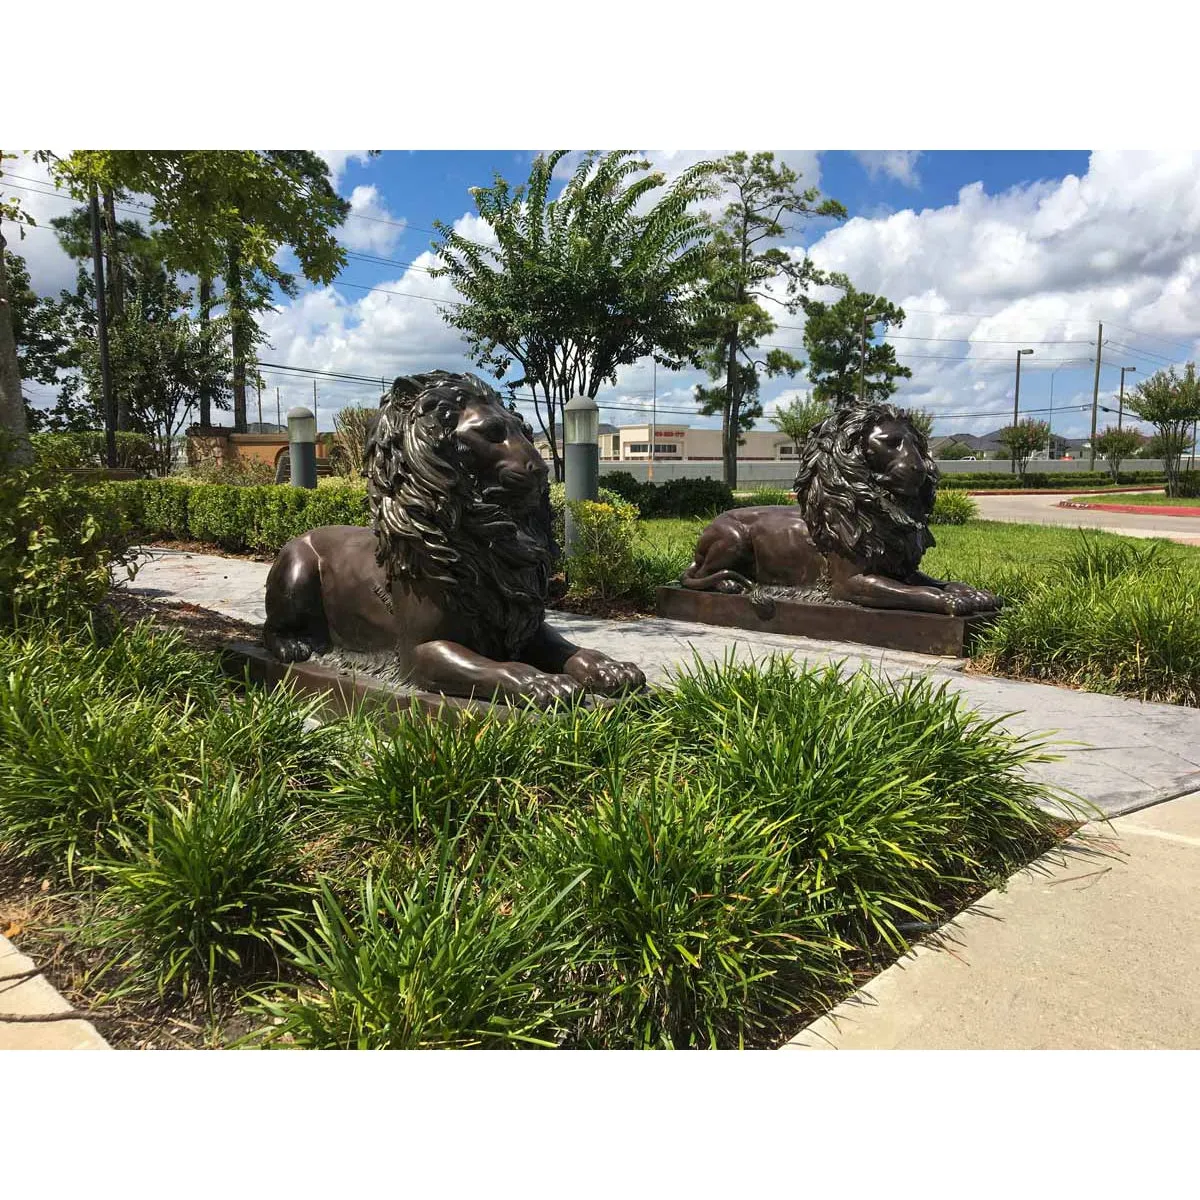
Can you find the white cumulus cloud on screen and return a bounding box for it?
[854,151,922,187]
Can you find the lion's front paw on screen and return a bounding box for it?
[496,667,584,708]
[943,582,1003,614]
[566,652,647,696]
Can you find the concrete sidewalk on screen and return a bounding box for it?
[784,791,1200,1050]
[122,547,1200,819]
[0,935,110,1050]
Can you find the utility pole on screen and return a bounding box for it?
[1011,348,1033,474]
[1088,322,1104,471]
[648,359,656,483]
[88,183,116,469]
[1117,365,1137,429]
[312,379,318,434]
[275,387,282,431]
[256,378,263,431]
[858,310,870,404]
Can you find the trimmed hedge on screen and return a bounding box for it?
[1177,471,1200,498]
[100,479,370,554]
[600,473,735,518]
[939,469,1166,490]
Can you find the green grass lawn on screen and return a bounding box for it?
[1068,492,1200,508]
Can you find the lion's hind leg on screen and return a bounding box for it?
[263,537,331,662]
[679,519,755,594]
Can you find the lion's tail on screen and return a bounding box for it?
[679,565,755,593]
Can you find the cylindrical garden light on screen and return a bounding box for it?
[563,393,600,557]
[287,405,318,489]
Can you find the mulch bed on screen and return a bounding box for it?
[107,588,265,653]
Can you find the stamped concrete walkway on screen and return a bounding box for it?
[123,547,1200,819]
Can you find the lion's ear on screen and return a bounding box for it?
[389,376,423,403]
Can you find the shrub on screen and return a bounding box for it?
[186,457,277,487]
[596,474,734,518]
[187,483,264,552]
[0,455,137,627]
[256,838,589,1049]
[95,771,311,1000]
[516,771,844,1048]
[930,490,978,524]
[31,430,156,474]
[563,498,641,600]
[130,479,193,539]
[1177,471,1200,498]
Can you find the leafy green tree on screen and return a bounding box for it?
[799,273,911,406]
[1093,426,1145,482]
[76,297,231,475]
[1124,364,1200,495]
[4,250,71,431]
[997,418,1050,482]
[902,407,934,439]
[1,151,37,465]
[41,151,352,431]
[936,440,974,460]
[770,393,830,454]
[432,150,717,481]
[692,153,845,488]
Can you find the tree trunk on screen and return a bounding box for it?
[0,231,33,467]
[198,274,212,427]
[226,239,247,433]
[101,188,129,431]
[723,327,739,489]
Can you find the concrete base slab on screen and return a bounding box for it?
[656,584,991,657]
[0,936,110,1050]
[784,794,1200,1050]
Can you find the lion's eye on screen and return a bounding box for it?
[478,420,508,443]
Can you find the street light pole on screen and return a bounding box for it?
[1117,365,1137,429]
[1088,322,1104,471]
[563,394,600,557]
[1011,348,1034,474]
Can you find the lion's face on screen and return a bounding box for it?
[862,415,933,500]
[450,396,548,509]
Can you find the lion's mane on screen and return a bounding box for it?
[793,401,939,580]
[365,371,556,658]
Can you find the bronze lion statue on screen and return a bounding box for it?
[680,401,999,616]
[263,371,646,705]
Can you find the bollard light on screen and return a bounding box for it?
[563,394,600,557]
[287,405,318,489]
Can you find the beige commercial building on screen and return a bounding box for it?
[601,423,798,462]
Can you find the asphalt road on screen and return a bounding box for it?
[973,491,1200,544]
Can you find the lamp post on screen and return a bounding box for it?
[563,393,600,557]
[287,405,317,489]
[858,309,887,404]
[1117,365,1137,429]
[1011,348,1034,473]
[1046,357,1091,459]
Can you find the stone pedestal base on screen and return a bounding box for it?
[219,641,612,723]
[656,586,991,657]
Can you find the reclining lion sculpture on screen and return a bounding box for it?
[680,401,999,616]
[264,371,646,705]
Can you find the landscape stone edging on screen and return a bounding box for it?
[0,935,110,1050]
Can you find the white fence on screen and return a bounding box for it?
[601,459,1175,487]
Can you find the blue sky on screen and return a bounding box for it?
[8,149,1198,441]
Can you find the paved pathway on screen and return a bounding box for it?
[0,934,109,1050]
[785,791,1200,1050]
[122,548,1200,819]
[974,490,1200,544]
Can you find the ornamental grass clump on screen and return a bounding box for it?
[94,769,311,1000]
[654,656,1061,952]
[512,766,847,1049]
[255,832,589,1049]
